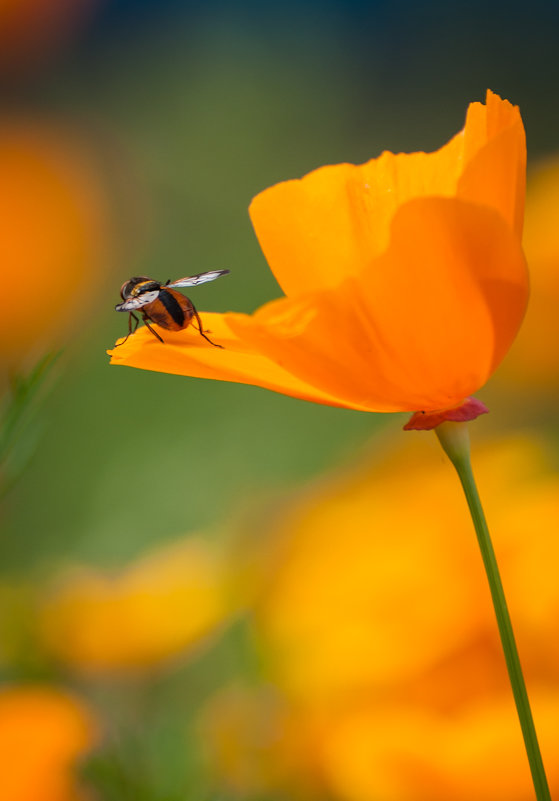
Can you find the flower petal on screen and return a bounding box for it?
[249,92,523,297]
[249,142,463,298]
[458,89,526,237]
[232,197,528,412]
[108,313,369,410]
[355,196,528,408]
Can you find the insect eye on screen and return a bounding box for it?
[119,276,152,300]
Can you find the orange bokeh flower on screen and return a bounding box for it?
[246,435,559,801]
[110,91,527,416]
[0,684,97,801]
[0,118,110,375]
[498,156,559,388]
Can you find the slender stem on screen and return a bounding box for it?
[435,422,551,801]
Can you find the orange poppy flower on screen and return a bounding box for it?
[109,91,527,418]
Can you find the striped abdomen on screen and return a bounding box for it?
[143,288,194,331]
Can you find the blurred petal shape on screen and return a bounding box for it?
[320,690,559,801]
[0,120,110,375]
[0,684,97,801]
[499,156,559,388]
[257,439,504,698]
[244,435,559,800]
[39,537,229,674]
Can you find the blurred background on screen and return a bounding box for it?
[1,1,559,799]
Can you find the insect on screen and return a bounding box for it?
[114,269,230,348]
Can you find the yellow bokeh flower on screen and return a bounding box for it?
[39,536,229,675]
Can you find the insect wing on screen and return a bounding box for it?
[166,269,230,289]
[115,290,160,311]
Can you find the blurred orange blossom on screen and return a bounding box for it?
[0,684,97,801]
[38,536,230,675]
[500,156,559,388]
[110,91,527,418]
[203,435,559,801]
[0,119,110,376]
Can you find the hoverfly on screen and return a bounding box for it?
[115,269,230,348]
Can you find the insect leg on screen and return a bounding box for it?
[191,303,223,348]
[114,311,141,347]
[142,313,165,343]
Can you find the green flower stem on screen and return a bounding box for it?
[435,421,551,801]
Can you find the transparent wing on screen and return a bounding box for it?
[115,291,160,311]
[166,269,230,288]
